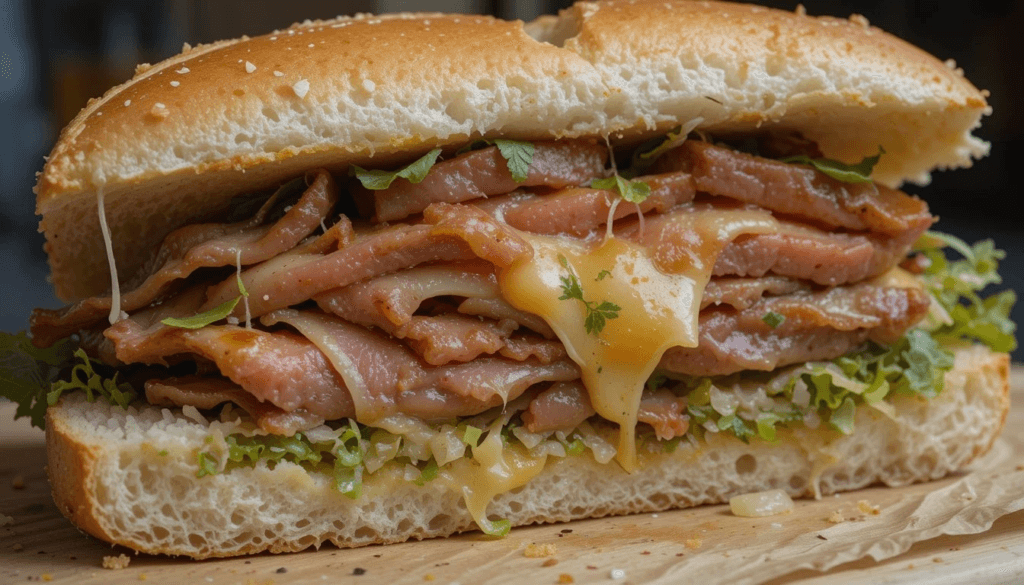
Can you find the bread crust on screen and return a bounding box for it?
[45,344,1011,559]
[35,1,989,301]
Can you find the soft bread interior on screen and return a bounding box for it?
[46,344,1009,559]
[36,1,989,301]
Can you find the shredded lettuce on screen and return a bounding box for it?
[780,147,884,184]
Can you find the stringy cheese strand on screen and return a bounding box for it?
[97,187,122,324]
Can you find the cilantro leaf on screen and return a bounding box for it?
[780,146,884,184]
[0,331,76,428]
[592,175,651,205]
[161,296,242,329]
[556,259,620,336]
[351,148,443,190]
[493,139,535,183]
[762,311,786,329]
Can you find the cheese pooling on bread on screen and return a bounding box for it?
[12,0,1014,556]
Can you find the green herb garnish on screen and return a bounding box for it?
[591,175,651,205]
[493,139,535,183]
[557,255,621,336]
[351,148,443,190]
[780,146,884,184]
[161,296,242,329]
[762,311,786,329]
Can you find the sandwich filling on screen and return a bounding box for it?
[17,130,1016,534]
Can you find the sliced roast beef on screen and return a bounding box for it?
[660,284,931,376]
[204,203,532,319]
[651,141,933,236]
[701,276,807,310]
[476,171,695,237]
[369,140,608,222]
[32,170,338,347]
[523,381,688,440]
[146,377,326,435]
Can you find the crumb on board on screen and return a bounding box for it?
[542,559,559,567]
[41,575,53,582]
[524,543,557,558]
[103,554,131,570]
[13,543,24,551]
[423,574,435,581]
[933,557,943,563]
[826,511,845,524]
[684,538,702,550]
[12,474,25,489]
[857,500,880,516]
[558,574,575,584]
[0,513,13,527]
[139,573,148,581]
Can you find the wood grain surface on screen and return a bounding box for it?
[1,368,1021,585]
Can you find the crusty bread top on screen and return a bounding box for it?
[36,1,989,301]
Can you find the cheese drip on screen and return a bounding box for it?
[442,422,547,535]
[498,206,779,471]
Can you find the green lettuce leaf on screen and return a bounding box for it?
[0,331,76,428]
[47,348,137,410]
[161,296,241,329]
[780,146,884,184]
[351,148,443,190]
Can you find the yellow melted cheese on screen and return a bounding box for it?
[441,423,547,534]
[498,206,780,471]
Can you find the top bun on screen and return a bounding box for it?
[36,0,989,302]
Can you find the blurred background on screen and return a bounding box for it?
[0,0,1021,359]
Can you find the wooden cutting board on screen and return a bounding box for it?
[2,368,1022,585]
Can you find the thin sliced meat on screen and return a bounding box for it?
[476,171,695,237]
[397,314,518,366]
[204,203,532,319]
[498,335,567,364]
[32,170,339,347]
[146,377,325,435]
[626,204,927,286]
[458,297,555,339]
[701,276,807,310]
[660,284,931,376]
[652,141,933,236]
[262,310,580,422]
[315,261,498,330]
[523,382,687,440]
[369,140,608,222]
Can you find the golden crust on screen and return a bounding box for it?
[35,2,990,301]
[45,405,113,546]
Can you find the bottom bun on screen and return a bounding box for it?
[46,344,1009,559]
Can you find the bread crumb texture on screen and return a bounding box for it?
[524,543,558,558]
[102,554,131,569]
[42,345,1007,558]
[34,0,990,302]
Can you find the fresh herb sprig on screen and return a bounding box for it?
[591,175,651,205]
[351,148,443,190]
[780,146,885,184]
[557,255,620,336]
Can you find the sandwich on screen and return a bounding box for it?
[2,0,1015,559]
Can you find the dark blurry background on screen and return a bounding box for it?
[0,0,1021,359]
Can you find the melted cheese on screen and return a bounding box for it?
[498,206,779,471]
[96,186,122,324]
[441,424,547,534]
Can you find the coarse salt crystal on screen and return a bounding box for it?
[176,67,190,74]
[292,79,310,98]
[170,80,180,87]
[124,99,131,106]
[610,569,626,580]
[273,71,284,77]
[245,61,256,73]
[362,79,376,92]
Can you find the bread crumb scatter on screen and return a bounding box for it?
[558,574,574,584]
[103,554,131,570]
[245,61,256,73]
[139,573,148,581]
[827,511,845,524]
[12,474,25,489]
[542,558,559,567]
[423,574,435,582]
[685,537,702,550]
[0,513,13,526]
[293,79,310,98]
[524,543,557,558]
[857,500,881,515]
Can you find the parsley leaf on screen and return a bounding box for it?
[780,146,885,184]
[0,331,76,429]
[557,255,621,336]
[493,139,535,183]
[161,296,242,329]
[596,270,612,281]
[351,148,443,190]
[762,311,786,329]
[47,348,137,410]
[591,175,651,205]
